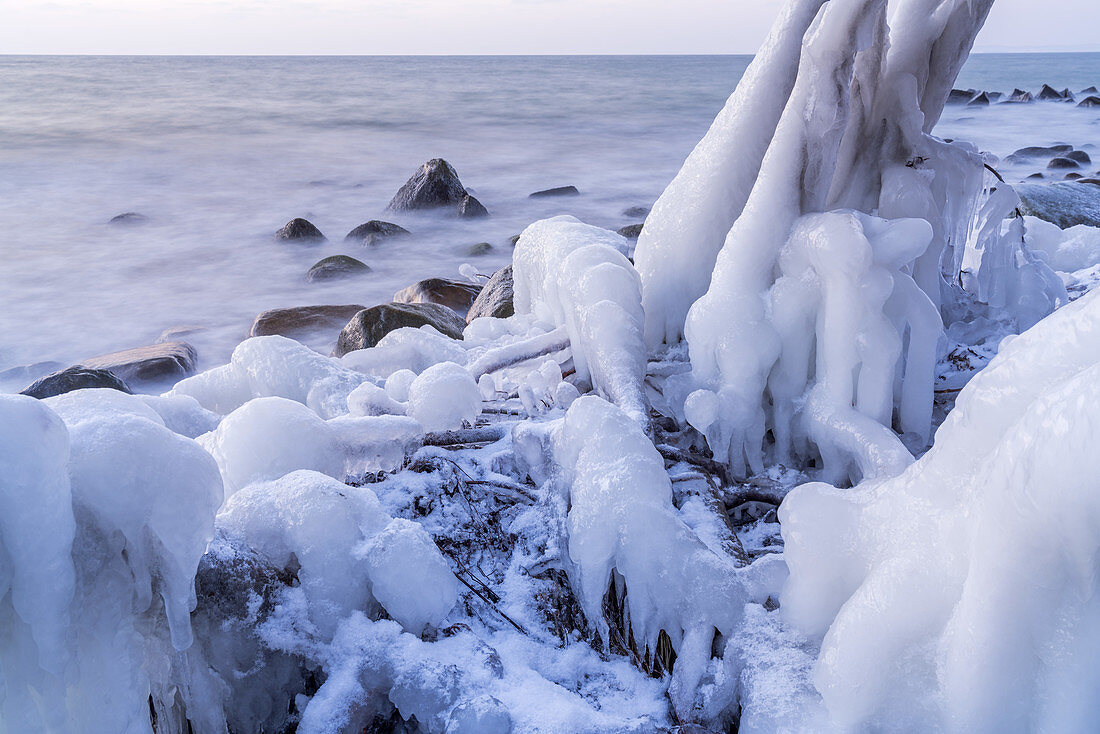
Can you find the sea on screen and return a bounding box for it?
[3,53,1100,389]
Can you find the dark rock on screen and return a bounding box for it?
[1066,150,1092,165]
[387,158,483,216]
[509,234,521,247]
[81,341,198,384]
[622,206,650,218]
[465,242,493,256]
[466,266,514,324]
[1038,84,1066,101]
[157,325,206,343]
[1077,178,1100,186]
[1017,181,1100,228]
[1066,172,1084,180]
[1078,96,1100,108]
[394,278,482,315]
[344,220,410,246]
[529,186,580,198]
[306,255,371,282]
[967,92,991,106]
[251,304,367,339]
[617,223,644,239]
[1082,86,1099,95]
[108,212,148,225]
[21,366,132,399]
[947,88,976,104]
[457,193,489,219]
[1027,173,1045,180]
[1060,88,1077,102]
[334,303,466,357]
[1005,144,1074,164]
[1048,157,1081,170]
[275,218,325,242]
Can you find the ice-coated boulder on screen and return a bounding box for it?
[465,265,514,323]
[1017,181,1100,228]
[334,302,466,357]
[20,365,131,399]
[406,361,481,432]
[394,277,482,315]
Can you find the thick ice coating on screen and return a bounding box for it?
[406,361,482,432]
[513,216,648,425]
[781,288,1100,731]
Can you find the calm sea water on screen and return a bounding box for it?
[2,54,1100,388]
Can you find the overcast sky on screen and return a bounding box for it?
[1,0,1097,55]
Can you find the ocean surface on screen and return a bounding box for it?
[3,53,1100,389]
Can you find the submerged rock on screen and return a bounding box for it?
[1038,84,1066,101]
[947,88,976,104]
[967,91,991,106]
[81,341,198,384]
[387,159,488,218]
[465,266,514,323]
[394,278,482,315]
[1048,157,1080,170]
[622,206,650,218]
[1079,96,1100,109]
[20,366,132,399]
[1006,144,1073,163]
[108,212,148,225]
[306,255,371,282]
[465,242,493,256]
[250,304,366,339]
[529,186,580,198]
[275,218,325,242]
[1017,181,1100,228]
[1004,88,1033,103]
[344,220,410,246]
[617,223,644,239]
[334,303,466,357]
[1066,150,1092,165]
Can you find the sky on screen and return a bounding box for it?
[1,0,1098,55]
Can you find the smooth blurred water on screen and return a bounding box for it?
[2,54,1100,385]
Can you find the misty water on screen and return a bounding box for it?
[2,53,1100,388]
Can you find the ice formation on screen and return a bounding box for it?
[781,287,1100,731]
[405,361,482,432]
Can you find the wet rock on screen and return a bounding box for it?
[1038,84,1066,101]
[108,212,148,225]
[394,278,482,315]
[622,206,650,218]
[465,242,493,256]
[334,302,466,357]
[508,234,521,247]
[1082,86,1099,95]
[1066,150,1092,165]
[1060,88,1077,102]
[1079,96,1100,109]
[21,366,132,399]
[617,223,644,239]
[529,186,580,198]
[1017,181,1100,228]
[81,341,198,384]
[275,218,325,242]
[457,193,489,219]
[344,220,410,246]
[947,88,976,104]
[1048,157,1081,170]
[250,304,367,339]
[466,266,514,324]
[1005,144,1073,164]
[1004,88,1033,103]
[1066,173,1084,180]
[158,325,206,343]
[967,92,991,106]
[1027,173,1045,180]
[306,255,371,282]
[387,158,487,217]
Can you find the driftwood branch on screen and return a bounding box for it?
[467,327,571,379]
[420,426,509,448]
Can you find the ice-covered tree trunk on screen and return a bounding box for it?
[638,0,1064,483]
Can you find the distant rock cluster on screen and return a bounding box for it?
[949,84,1100,108]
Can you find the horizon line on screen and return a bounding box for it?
[3,49,1100,58]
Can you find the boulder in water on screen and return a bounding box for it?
[947,88,976,104]
[306,255,371,282]
[457,193,489,219]
[622,206,650,218]
[617,223,644,239]
[250,304,367,340]
[394,277,482,315]
[465,242,493,256]
[386,159,488,217]
[1065,150,1092,165]
[465,266,514,323]
[1078,96,1100,109]
[1017,181,1100,228]
[275,218,325,242]
[344,220,410,246]
[108,212,148,225]
[529,186,580,198]
[20,366,132,399]
[1048,157,1080,170]
[81,341,198,384]
[334,302,466,357]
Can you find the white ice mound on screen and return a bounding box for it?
[205,396,346,496]
[781,287,1100,731]
[554,395,749,719]
[341,325,468,378]
[0,393,221,732]
[172,335,366,418]
[513,216,648,425]
[1025,215,1100,273]
[406,361,481,432]
[219,470,457,636]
